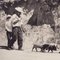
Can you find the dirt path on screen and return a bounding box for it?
[0,49,60,60]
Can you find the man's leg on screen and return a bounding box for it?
[11,28,17,47]
[6,31,12,49]
[18,28,23,50]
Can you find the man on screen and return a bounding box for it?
[10,9,23,50]
[10,7,34,50]
[5,15,13,49]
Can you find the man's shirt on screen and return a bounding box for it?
[5,18,12,32]
[10,14,23,27]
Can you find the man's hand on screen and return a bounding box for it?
[21,25,27,33]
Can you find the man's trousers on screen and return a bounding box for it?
[6,31,12,48]
[12,27,23,49]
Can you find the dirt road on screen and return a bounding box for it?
[0,49,60,60]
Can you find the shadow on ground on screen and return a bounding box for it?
[0,46,8,50]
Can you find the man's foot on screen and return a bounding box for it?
[18,47,23,51]
[59,52,60,53]
[18,49,23,51]
[7,46,14,50]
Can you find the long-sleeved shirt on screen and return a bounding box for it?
[10,14,23,27]
[5,18,12,32]
[11,9,34,27]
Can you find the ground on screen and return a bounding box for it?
[0,49,60,60]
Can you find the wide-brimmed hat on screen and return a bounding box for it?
[15,7,24,13]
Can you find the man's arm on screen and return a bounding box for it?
[22,9,34,25]
[20,9,34,32]
[26,9,34,20]
[21,25,27,33]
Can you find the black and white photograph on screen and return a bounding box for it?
[0,0,60,60]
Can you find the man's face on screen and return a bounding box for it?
[16,12,21,17]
